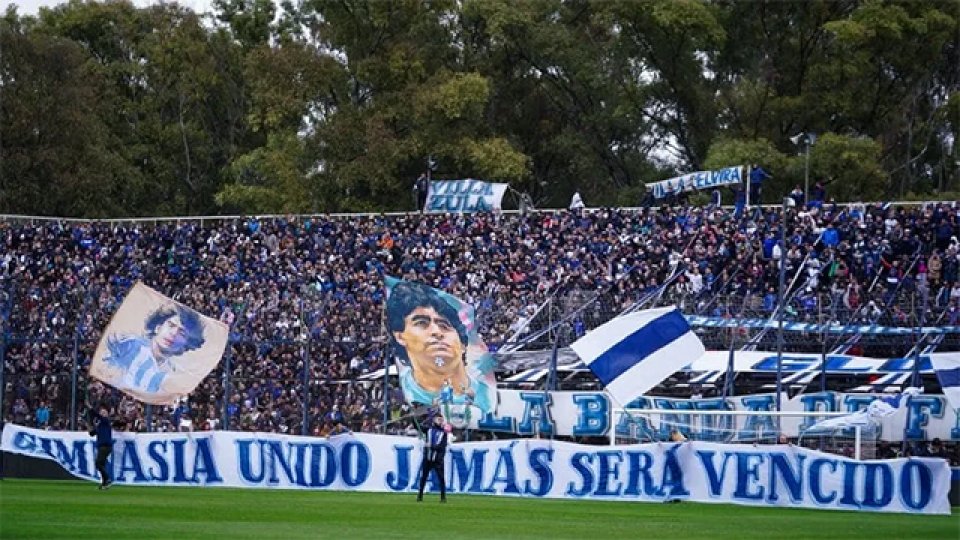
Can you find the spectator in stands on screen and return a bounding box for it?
[748,164,771,204]
[809,181,826,209]
[1,201,957,438]
[413,174,429,212]
[921,438,949,460]
[876,441,899,459]
[35,400,50,428]
[789,185,804,208]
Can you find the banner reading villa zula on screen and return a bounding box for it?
[2,424,950,515]
[425,180,508,213]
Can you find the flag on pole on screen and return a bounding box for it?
[569,192,585,210]
[930,353,960,411]
[570,306,705,404]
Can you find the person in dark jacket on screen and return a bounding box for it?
[414,174,429,212]
[89,405,114,490]
[417,414,448,502]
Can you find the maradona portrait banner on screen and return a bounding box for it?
[89,282,229,405]
[384,276,498,421]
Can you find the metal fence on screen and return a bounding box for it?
[3,279,954,437]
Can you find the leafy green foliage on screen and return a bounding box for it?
[808,133,886,202]
[1,0,957,217]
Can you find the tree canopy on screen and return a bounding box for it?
[2,0,957,217]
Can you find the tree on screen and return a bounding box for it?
[702,137,789,203]
[807,133,886,202]
[0,7,137,217]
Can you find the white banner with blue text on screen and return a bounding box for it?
[425,180,508,213]
[472,390,959,442]
[647,166,743,199]
[1,425,949,514]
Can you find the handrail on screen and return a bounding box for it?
[0,200,937,224]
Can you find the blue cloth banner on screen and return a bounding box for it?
[2,424,950,514]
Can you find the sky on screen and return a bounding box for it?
[4,0,215,16]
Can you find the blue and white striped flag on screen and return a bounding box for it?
[930,353,960,411]
[570,306,705,404]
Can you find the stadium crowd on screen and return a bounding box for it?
[1,200,958,456]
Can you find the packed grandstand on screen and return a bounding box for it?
[1,200,958,462]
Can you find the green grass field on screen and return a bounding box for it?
[0,479,957,539]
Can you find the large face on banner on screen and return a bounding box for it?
[385,277,498,416]
[89,282,229,405]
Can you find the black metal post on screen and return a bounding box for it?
[221,339,233,431]
[775,198,788,416]
[69,289,91,431]
[301,336,310,437]
[722,326,737,399]
[382,344,391,434]
[0,283,8,435]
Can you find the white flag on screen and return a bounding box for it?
[930,353,960,411]
[569,192,585,210]
[571,306,705,404]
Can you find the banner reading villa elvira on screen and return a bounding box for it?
[646,166,743,199]
[2,424,950,514]
[425,179,508,213]
[384,277,498,423]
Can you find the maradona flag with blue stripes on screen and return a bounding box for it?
[570,306,705,404]
[930,353,960,411]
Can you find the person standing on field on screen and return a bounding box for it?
[89,405,114,490]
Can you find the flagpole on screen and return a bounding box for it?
[300,300,310,436]
[604,390,638,447]
[220,314,239,432]
[902,285,930,455]
[605,389,619,446]
[912,286,929,389]
[722,323,737,399]
[0,279,9,479]
[381,308,391,435]
[546,321,564,440]
[776,197,789,430]
[70,287,92,431]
